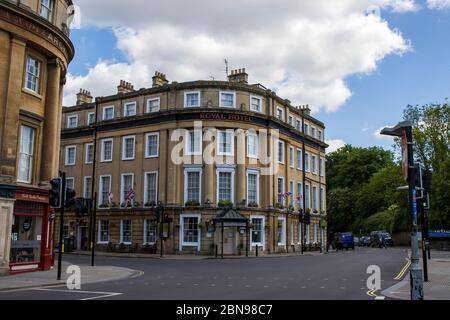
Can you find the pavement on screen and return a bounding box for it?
[0,261,141,292]
[382,251,450,300]
[0,247,410,300]
[66,249,324,260]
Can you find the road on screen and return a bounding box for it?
[0,247,409,300]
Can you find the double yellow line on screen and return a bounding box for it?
[394,257,411,280]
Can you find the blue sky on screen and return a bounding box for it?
[66,1,450,152]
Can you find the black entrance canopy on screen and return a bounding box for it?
[212,208,250,258]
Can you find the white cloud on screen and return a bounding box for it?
[387,0,420,12]
[326,139,347,153]
[427,0,450,9]
[374,126,395,140]
[64,1,413,111]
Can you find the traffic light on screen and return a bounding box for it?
[65,188,76,209]
[49,178,62,208]
[413,163,423,198]
[422,169,432,195]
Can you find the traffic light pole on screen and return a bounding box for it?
[91,192,97,267]
[420,201,428,282]
[405,126,424,300]
[57,171,66,281]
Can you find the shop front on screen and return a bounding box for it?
[9,187,54,273]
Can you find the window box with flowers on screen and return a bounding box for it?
[218,200,233,208]
[275,203,285,210]
[145,201,157,208]
[185,200,200,207]
[247,202,258,208]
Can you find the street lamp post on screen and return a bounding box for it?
[380,121,423,300]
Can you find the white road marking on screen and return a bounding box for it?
[32,288,122,300]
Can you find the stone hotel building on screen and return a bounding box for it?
[0,0,74,274]
[59,69,328,256]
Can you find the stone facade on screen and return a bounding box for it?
[59,71,328,256]
[0,0,74,274]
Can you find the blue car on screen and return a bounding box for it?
[332,232,355,251]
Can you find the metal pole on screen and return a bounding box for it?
[57,171,66,280]
[91,192,97,267]
[405,126,424,300]
[256,244,259,257]
[89,99,99,254]
[160,206,164,258]
[301,108,306,255]
[221,222,224,259]
[419,201,428,282]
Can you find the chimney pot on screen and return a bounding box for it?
[228,67,249,84]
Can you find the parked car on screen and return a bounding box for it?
[370,231,394,247]
[359,236,371,247]
[354,237,360,246]
[331,232,355,251]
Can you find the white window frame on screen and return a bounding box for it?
[123,101,137,117]
[184,91,201,108]
[146,97,160,113]
[217,130,234,156]
[313,224,318,243]
[122,135,136,161]
[216,167,235,204]
[39,0,54,21]
[320,186,325,211]
[120,173,134,206]
[143,171,158,207]
[17,125,35,184]
[100,138,113,162]
[184,167,203,205]
[145,132,160,158]
[298,222,303,245]
[311,127,316,139]
[304,151,310,172]
[305,183,311,210]
[185,130,202,156]
[291,222,295,245]
[246,169,260,206]
[179,213,201,251]
[67,115,78,129]
[318,130,323,141]
[296,148,302,170]
[97,220,109,244]
[120,220,132,245]
[143,219,158,245]
[246,132,259,159]
[319,158,325,177]
[85,143,94,164]
[98,175,112,207]
[24,56,41,93]
[312,186,318,211]
[276,107,284,121]
[277,140,285,164]
[250,215,265,250]
[306,224,310,244]
[288,115,293,126]
[83,176,92,199]
[296,118,301,131]
[304,123,309,136]
[289,180,294,206]
[87,112,95,125]
[65,145,76,166]
[297,182,303,209]
[65,177,75,190]
[249,95,262,113]
[312,155,317,175]
[277,176,285,204]
[277,217,286,246]
[289,146,294,168]
[102,106,115,121]
[219,91,236,108]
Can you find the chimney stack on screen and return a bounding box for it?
[152,71,169,88]
[228,68,248,84]
[300,104,311,115]
[117,80,135,94]
[76,88,93,105]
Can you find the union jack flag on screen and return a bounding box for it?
[278,192,292,199]
[125,189,136,205]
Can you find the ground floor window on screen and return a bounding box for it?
[120,220,132,244]
[277,217,286,246]
[306,224,310,244]
[298,223,302,244]
[98,220,109,243]
[144,220,157,244]
[313,224,318,243]
[180,215,201,250]
[290,223,294,244]
[250,216,264,247]
[10,213,42,264]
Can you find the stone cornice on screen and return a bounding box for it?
[0,1,75,62]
